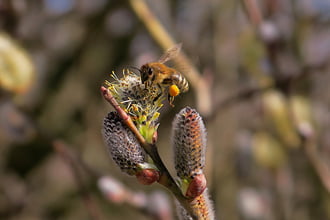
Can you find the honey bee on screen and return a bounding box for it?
[138,43,189,107]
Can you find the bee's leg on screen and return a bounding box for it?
[153,93,162,103]
[168,94,175,107]
[152,84,163,103]
[143,82,149,92]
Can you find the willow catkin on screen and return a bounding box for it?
[175,189,215,220]
[172,107,207,179]
[102,111,146,176]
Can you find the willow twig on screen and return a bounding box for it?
[53,139,172,219]
[53,140,104,220]
[292,123,330,193]
[206,83,273,121]
[128,0,212,116]
[241,0,263,26]
[101,86,199,219]
[304,139,330,193]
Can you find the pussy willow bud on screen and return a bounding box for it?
[172,107,207,178]
[102,111,146,176]
[185,173,207,199]
[136,168,160,185]
[172,107,207,198]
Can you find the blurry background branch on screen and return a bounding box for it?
[53,140,173,220]
[302,132,330,193]
[241,0,263,26]
[53,140,104,220]
[240,0,330,196]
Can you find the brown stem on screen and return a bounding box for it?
[287,93,330,193]
[101,86,146,145]
[300,133,330,192]
[241,0,263,26]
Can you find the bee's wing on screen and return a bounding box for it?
[158,43,182,64]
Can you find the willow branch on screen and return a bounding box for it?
[291,122,330,193]
[241,0,263,26]
[101,86,198,219]
[128,0,212,116]
[53,140,104,220]
[304,139,330,193]
[52,139,171,219]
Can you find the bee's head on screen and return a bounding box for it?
[140,64,154,84]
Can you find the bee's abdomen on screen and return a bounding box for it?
[176,74,189,93]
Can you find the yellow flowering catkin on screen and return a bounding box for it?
[105,70,163,143]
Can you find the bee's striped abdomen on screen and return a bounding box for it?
[176,73,189,93]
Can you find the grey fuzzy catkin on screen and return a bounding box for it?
[172,107,207,178]
[102,111,146,175]
[175,188,215,220]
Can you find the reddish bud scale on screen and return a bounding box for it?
[102,112,146,176]
[136,169,160,185]
[185,173,207,199]
[172,107,207,179]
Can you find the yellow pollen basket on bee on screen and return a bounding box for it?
[169,84,180,97]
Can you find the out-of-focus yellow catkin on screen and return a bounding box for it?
[0,33,34,93]
[238,29,273,86]
[252,132,287,169]
[262,90,300,148]
[290,95,313,131]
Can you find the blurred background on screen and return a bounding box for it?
[1,0,330,219]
